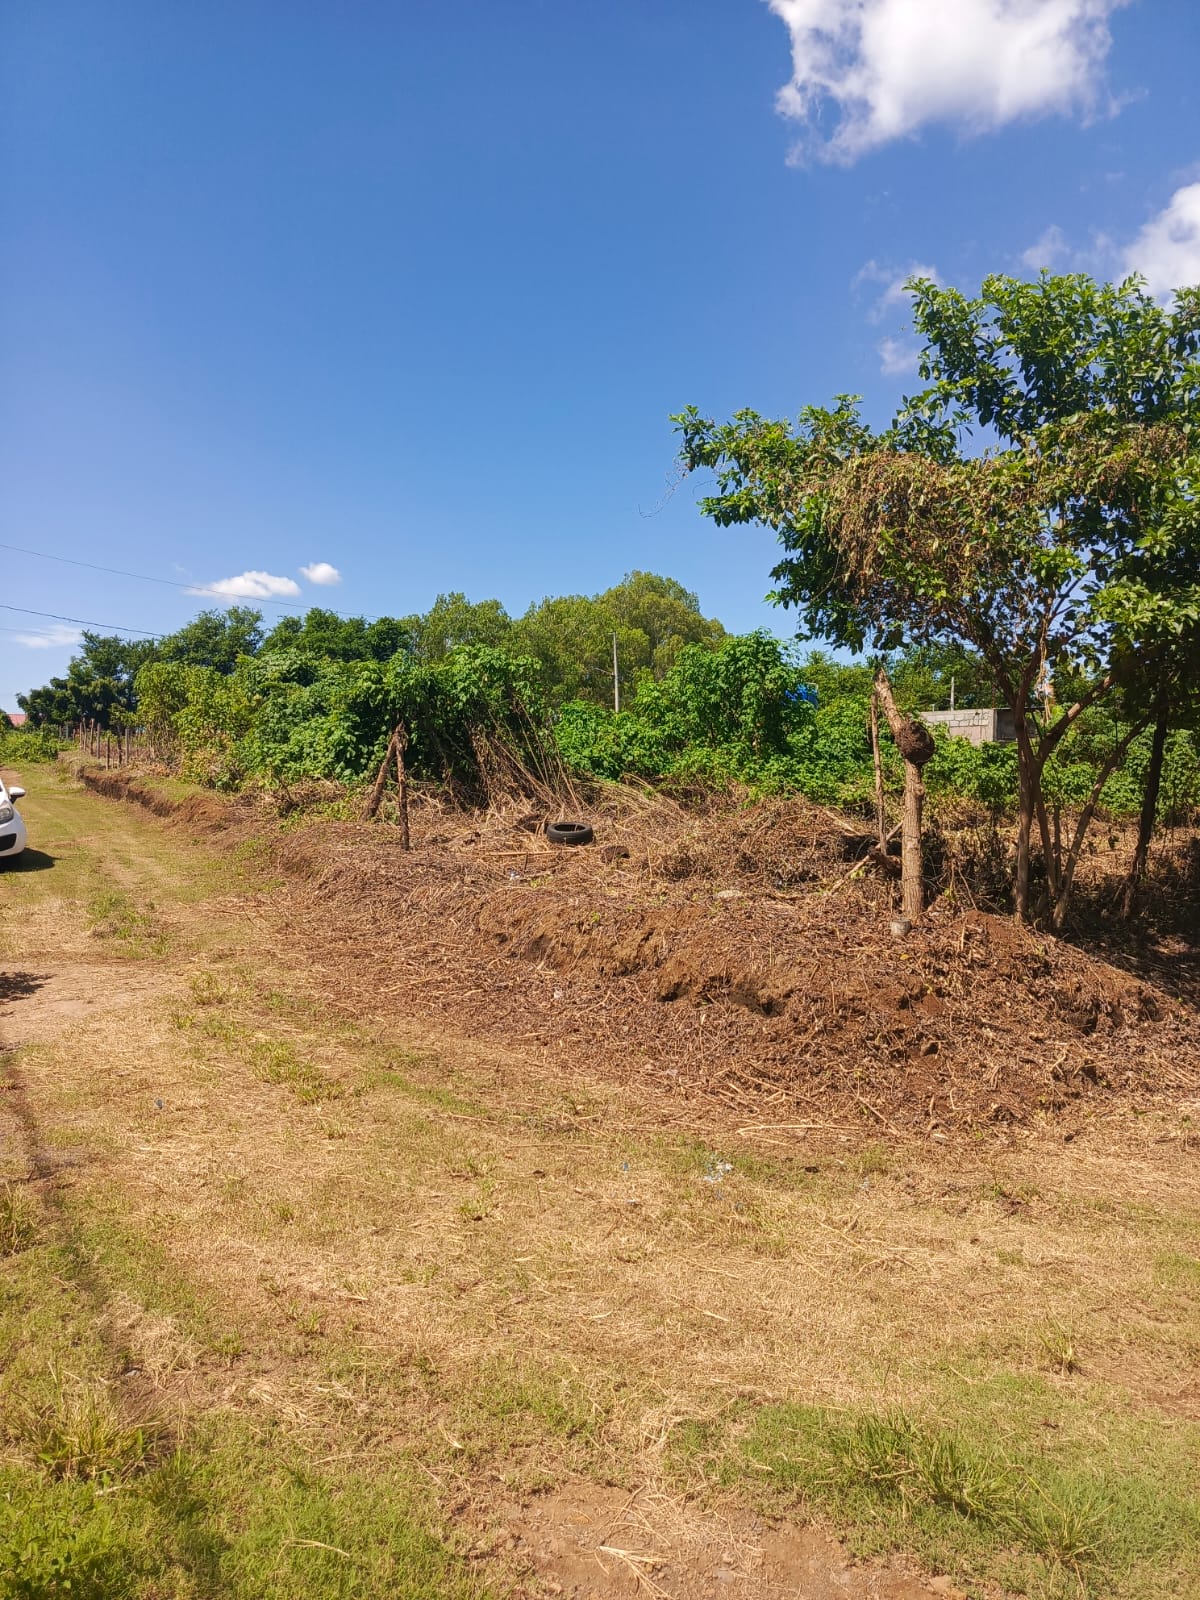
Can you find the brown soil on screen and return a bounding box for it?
[83,768,1200,1138]
[499,1481,962,1599]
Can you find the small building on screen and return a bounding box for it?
[920,707,1016,747]
[3,712,26,728]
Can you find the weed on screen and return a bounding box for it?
[188,969,231,1006]
[18,1369,160,1482]
[211,1331,243,1364]
[1013,1476,1107,1567]
[284,1302,323,1337]
[0,1185,39,1257]
[1038,1319,1080,1375]
[87,892,168,955]
[249,1040,343,1103]
[855,1142,890,1178]
[675,1397,1200,1595]
[457,1181,496,1223]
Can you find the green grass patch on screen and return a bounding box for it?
[249,1040,344,1104]
[0,1184,40,1257]
[1153,1250,1200,1292]
[451,1354,605,1474]
[87,891,170,956]
[359,1066,485,1119]
[70,1204,241,1363]
[0,1158,485,1599]
[0,1417,487,1600]
[668,1382,1200,1598]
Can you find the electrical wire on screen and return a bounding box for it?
[0,603,163,639]
[0,539,334,614]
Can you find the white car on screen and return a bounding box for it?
[0,778,27,862]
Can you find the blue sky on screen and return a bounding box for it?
[2,0,1199,711]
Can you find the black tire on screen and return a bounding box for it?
[545,820,594,847]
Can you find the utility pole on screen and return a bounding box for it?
[612,633,620,713]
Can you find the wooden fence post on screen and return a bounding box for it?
[395,723,410,851]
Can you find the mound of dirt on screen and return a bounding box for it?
[81,768,237,833]
[85,767,1200,1136]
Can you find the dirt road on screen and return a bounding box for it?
[2,763,1198,1599]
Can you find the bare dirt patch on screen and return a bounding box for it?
[81,767,1200,1137]
[46,765,1198,1598]
[501,1482,960,1599]
[290,821,1195,1138]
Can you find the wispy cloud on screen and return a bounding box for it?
[877,336,922,377]
[1123,182,1200,297]
[1018,182,1200,298]
[1019,223,1116,274]
[855,259,940,375]
[300,562,342,586]
[855,258,941,322]
[10,623,82,650]
[191,570,302,601]
[765,0,1127,164]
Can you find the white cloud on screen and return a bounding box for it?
[1019,223,1116,273]
[855,260,939,375]
[877,335,922,376]
[192,570,302,601]
[300,562,342,586]
[765,0,1126,163]
[10,624,82,650]
[856,258,940,321]
[1123,182,1200,297]
[1020,225,1072,272]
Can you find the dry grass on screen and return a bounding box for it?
[2,763,1198,1597]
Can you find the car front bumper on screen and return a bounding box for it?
[0,817,27,856]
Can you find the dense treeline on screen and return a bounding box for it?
[17,572,722,729]
[15,572,1199,829]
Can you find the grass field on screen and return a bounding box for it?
[1,760,1198,1599]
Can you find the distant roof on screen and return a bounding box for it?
[3,712,27,727]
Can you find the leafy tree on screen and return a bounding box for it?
[676,272,1200,925]
[261,608,412,663]
[18,632,155,728]
[598,571,725,675]
[515,571,723,706]
[410,593,513,661]
[157,607,264,671]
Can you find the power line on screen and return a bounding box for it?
[0,540,325,614]
[0,604,163,639]
[0,624,85,640]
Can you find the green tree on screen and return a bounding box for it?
[157,607,264,672]
[515,572,723,706]
[18,633,155,728]
[261,608,412,663]
[676,272,1200,925]
[410,594,513,661]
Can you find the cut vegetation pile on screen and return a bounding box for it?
[85,768,1200,1136]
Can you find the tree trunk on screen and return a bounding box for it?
[869,691,886,849]
[1012,708,1049,922]
[1050,718,1149,933]
[395,724,411,851]
[362,731,398,821]
[1120,704,1168,919]
[873,668,933,922]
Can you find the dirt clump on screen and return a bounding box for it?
[81,769,1199,1136]
[498,1481,958,1599]
[282,802,1195,1136]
